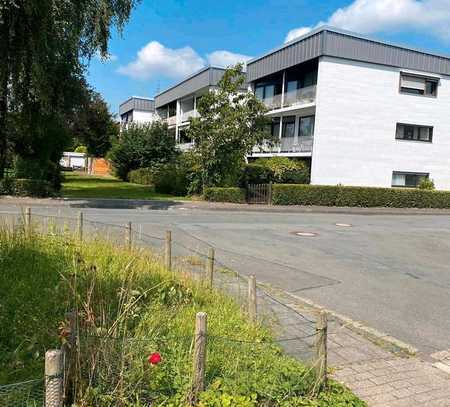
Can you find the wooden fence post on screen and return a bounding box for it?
[315,311,328,389]
[25,207,31,236]
[190,312,207,405]
[45,349,63,407]
[205,248,214,288]
[268,182,273,205]
[248,275,257,322]
[77,212,83,242]
[126,221,132,250]
[165,230,172,271]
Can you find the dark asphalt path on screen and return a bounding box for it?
[1,202,449,355]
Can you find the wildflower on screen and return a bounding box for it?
[148,352,162,365]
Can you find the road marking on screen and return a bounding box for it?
[336,223,352,227]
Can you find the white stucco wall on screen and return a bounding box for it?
[311,56,450,190]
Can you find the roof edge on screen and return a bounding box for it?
[119,96,154,108]
[154,65,226,99]
[247,25,450,66]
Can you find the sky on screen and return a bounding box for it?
[87,0,450,116]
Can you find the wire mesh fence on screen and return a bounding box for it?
[0,208,327,405]
[0,379,44,407]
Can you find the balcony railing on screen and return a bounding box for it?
[181,109,196,122]
[253,136,313,154]
[281,136,313,153]
[261,94,282,110]
[167,115,177,126]
[283,85,316,108]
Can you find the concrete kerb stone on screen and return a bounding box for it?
[261,284,418,357]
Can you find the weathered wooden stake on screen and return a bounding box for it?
[126,221,132,250]
[315,311,328,389]
[190,312,207,405]
[165,230,172,271]
[268,182,273,205]
[205,248,215,288]
[77,212,84,242]
[25,207,31,236]
[45,349,63,407]
[248,275,257,322]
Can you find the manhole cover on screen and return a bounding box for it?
[336,223,352,227]
[292,231,317,237]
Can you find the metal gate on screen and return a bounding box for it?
[246,183,272,204]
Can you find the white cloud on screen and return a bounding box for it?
[285,26,314,43]
[117,41,205,80]
[285,0,450,43]
[206,50,253,67]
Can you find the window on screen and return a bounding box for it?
[400,73,438,96]
[282,116,295,138]
[285,61,318,92]
[168,101,177,117]
[299,116,315,138]
[254,73,283,101]
[271,118,280,139]
[179,128,192,144]
[392,171,429,188]
[396,123,433,142]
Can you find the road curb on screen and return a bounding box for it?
[263,285,418,357]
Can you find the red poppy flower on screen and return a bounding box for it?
[148,352,162,365]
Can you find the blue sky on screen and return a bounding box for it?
[87,0,450,116]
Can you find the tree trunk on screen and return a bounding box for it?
[0,6,11,179]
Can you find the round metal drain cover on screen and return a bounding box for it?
[293,231,317,237]
[336,223,352,227]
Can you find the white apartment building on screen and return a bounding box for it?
[154,66,248,150]
[119,96,157,130]
[246,26,450,189]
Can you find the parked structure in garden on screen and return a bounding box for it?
[119,96,157,130]
[246,26,450,189]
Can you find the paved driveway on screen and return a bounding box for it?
[1,202,450,356]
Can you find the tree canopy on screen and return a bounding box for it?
[187,64,272,190]
[0,0,139,182]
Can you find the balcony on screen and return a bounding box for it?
[281,136,313,153]
[283,85,316,108]
[167,115,177,126]
[261,94,282,110]
[181,109,197,122]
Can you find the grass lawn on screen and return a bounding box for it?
[62,172,189,200]
[0,229,364,406]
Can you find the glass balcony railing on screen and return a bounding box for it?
[281,136,313,153]
[261,94,282,110]
[181,109,196,122]
[283,85,316,108]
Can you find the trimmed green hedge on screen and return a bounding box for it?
[272,184,450,208]
[204,187,246,204]
[128,168,154,185]
[0,178,53,197]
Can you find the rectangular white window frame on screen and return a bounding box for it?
[392,171,429,188]
[399,73,439,97]
[396,123,433,142]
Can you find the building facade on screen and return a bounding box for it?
[119,97,157,130]
[246,26,450,189]
[154,66,231,150]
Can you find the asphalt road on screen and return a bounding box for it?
[1,202,450,355]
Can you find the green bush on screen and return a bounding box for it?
[108,122,178,180]
[204,187,246,203]
[272,184,450,208]
[128,167,154,185]
[74,145,88,154]
[13,157,63,191]
[152,163,190,196]
[240,164,272,186]
[0,178,53,197]
[418,178,435,190]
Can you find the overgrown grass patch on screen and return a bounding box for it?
[0,229,364,406]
